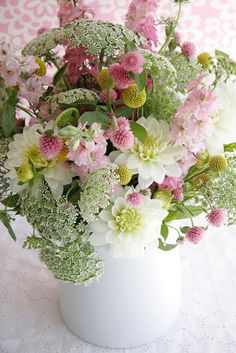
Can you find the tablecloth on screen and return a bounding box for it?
[1,216,236,353]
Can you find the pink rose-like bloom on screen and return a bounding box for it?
[159,176,184,201]
[121,51,145,74]
[207,208,228,227]
[39,136,62,159]
[186,227,205,244]
[179,150,196,177]
[100,89,118,102]
[126,192,144,208]
[181,41,197,60]
[109,63,133,89]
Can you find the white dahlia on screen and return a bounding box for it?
[5,124,72,197]
[89,188,168,258]
[205,79,236,154]
[110,116,186,189]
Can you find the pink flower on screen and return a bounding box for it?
[186,227,205,244]
[39,136,62,159]
[19,75,52,105]
[125,0,159,44]
[105,117,134,151]
[126,192,144,208]
[181,41,197,60]
[68,123,108,179]
[121,51,145,74]
[206,208,228,227]
[109,63,133,89]
[58,1,94,26]
[179,150,196,177]
[100,89,118,102]
[111,127,134,152]
[159,177,184,201]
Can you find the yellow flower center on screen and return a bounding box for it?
[25,144,47,167]
[16,163,35,183]
[116,208,141,233]
[134,132,162,160]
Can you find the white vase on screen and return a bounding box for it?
[59,245,181,349]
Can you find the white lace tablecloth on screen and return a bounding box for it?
[1,216,236,353]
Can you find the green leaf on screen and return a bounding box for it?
[158,239,178,251]
[80,111,110,127]
[23,235,49,249]
[215,49,229,59]
[115,106,133,118]
[224,142,236,152]
[130,122,148,143]
[134,70,147,93]
[56,107,80,128]
[164,205,203,223]
[53,63,68,85]
[1,104,16,137]
[161,223,169,240]
[126,40,137,52]
[180,226,190,234]
[0,210,16,241]
[1,194,19,208]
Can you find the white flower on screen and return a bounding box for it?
[5,124,72,197]
[110,116,186,189]
[205,79,236,154]
[89,188,168,258]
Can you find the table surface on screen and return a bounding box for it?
[1,216,236,353]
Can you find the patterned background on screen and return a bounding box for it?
[0,0,236,56]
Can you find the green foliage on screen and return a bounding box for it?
[161,223,169,240]
[0,77,17,137]
[80,111,110,128]
[158,239,178,251]
[0,210,16,240]
[20,183,104,285]
[56,107,80,128]
[130,122,148,143]
[133,70,147,93]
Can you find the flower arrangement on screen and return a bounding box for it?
[1,0,236,286]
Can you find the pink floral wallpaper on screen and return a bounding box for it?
[0,0,236,57]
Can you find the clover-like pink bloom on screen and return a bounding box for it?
[109,63,133,89]
[126,192,144,208]
[181,41,197,60]
[121,51,145,74]
[207,208,228,227]
[39,136,62,159]
[111,127,134,152]
[186,226,205,244]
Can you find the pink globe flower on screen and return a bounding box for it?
[121,51,145,74]
[109,63,133,89]
[39,136,62,159]
[186,226,205,244]
[206,208,228,227]
[181,41,197,60]
[111,127,134,152]
[126,192,144,208]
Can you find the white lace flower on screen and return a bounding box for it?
[5,124,72,197]
[205,79,236,154]
[110,116,186,189]
[89,188,168,258]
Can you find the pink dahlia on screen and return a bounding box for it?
[121,51,145,74]
[109,63,133,89]
[126,192,144,208]
[39,136,62,159]
[206,208,228,227]
[186,227,205,244]
[181,41,197,60]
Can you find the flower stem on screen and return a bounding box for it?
[16,104,35,118]
[184,168,210,182]
[158,1,182,54]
